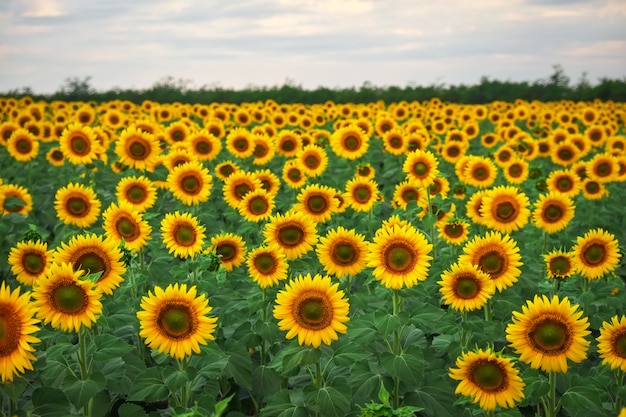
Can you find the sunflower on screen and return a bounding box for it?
[59,123,100,165]
[438,218,471,246]
[53,233,126,295]
[429,176,450,200]
[207,233,247,272]
[581,178,609,200]
[167,160,213,206]
[116,175,158,212]
[438,262,495,312]
[273,273,349,348]
[531,192,575,234]
[292,184,339,224]
[297,144,328,177]
[0,121,19,146]
[0,281,40,383]
[493,146,514,167]
[381,128,407,155]
[8,239,53,286]
[465,189,490,226]
[506,294,590,373]
[275,130,302,157]
[449,348,525,411]
[459,231,522,292]
[462,156,499,189]
[355,163,376,180]
[225,128,254,159]
[571,228,621,280]
[344,177,380,213]
[366,223,433,289]
[391,180,427,210]
[402,149,440,189]
[316,226,369,278]
[246,244,289,288]
[544,249,575,279]
[214,160,240,181]
[329,125,369,160]
[263,211,318,260]
[204,118,226,139]
[137,283,217,359]
[102,201,152,253]
[115,126,161,171]
[161,212,206,259]
[222,171,262,209]
[163,148,194,171]
[6,128,39,162]
[46,147,65,166]
[597,315,626,371]
[253,169,281,196]
[282,160,308,189]
[250,133,275,166]
[587,153,618,183]
[31,262,102,332]
[237,188,275,222]
[479,186,530,234]
[502,158,529,185]
[0,184,33,216]
[187,130,222,161]
[551,140,580,167]
[164,121,190,145]
[54,182,102,228]
[546,169,580,199]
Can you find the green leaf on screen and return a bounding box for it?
[117,403,149,417]
[0,377,28,400]
[260,389,308,417]
[254,319,280,343]
[222,338,253,389]
[64,371,106,410]
[561,386,605,417]
[100,357,127,390]
[127,367,170,402]
[374,312,402,336]
[404,388,457,417]
[304,383,351,417]
[214,393,234,417]
[164,365,196,392]
[252,365,283,400]
[331,341,372,366]
[31,387,71,417]
[380,349,423,386]
[93,333,135,361]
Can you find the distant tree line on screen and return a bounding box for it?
[3,65,626,104]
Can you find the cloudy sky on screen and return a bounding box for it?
[1,0,625,94]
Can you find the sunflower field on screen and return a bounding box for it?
[0,96,625,417]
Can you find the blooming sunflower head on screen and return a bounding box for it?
[246,244,289,288]
[8,239,54,286]
[572,228,621,281]
[596,315,626,372]
[137,283,217,359]
[438,262,495,312]
[160,211,206,259]
[273,273,350,348]
[316,226,369,278]
[449,348,525,411]
[506,294,590,373]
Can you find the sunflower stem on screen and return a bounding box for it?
[77,326,93,417]
[392,289,402,409]
[425,188,437,261]
[460,311,468,350]
[615,369,625,412]
[581,275,589,293]
[544,370,558,417]
[178,357,192,408]
[483,298,492,322]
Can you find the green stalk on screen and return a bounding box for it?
[77,327,93,417]
[178,357,192,409]
[392,289,402,410]
[544,370,557,417]
[615,369,625,413]
[460,311,468,351]
[425,189,437,261]
[484,298,492,322]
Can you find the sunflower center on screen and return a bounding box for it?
[509,164,523,177]
[234,183,253,199]
[216,243,235,262]
[66,197,90,217]
[444,223,464,238]
[281,139,295,152]
[249,197,269,215]
[278,225,304,247]
[181,175,201,194]
[195,141,211,154]
[582,243,606,265]
[556,178,573,192]
[447,146,460,157]
[495,201,516,221]
[455,275,480,299]
[530,318,570,353]
[343,135,360,150]
[613,330,626,358]
[293,294,333,330]
[307,195,328,214]
[384,243,415,273]
[70,135,90,155]
[128,138,149,159]
[549,256,571,276]
[478,251,505,277]
[234,138,249,151]
[158,305,194,339]
[52,284,88,314]
[585,181,600,194]
[304,155,320,169]
[171,130,184,142]
[389,136,403,149]
[126,186,147,205]
[333,242,357,265]
[558,149,574,161]
[115,217,138,239]
[219,165,234,177]
[473,167,488,180]
[174,225,196,246]
[16,138,32,153]
[22,252,45,274]
[402,189,418,202]
[254,253,276,274]
[0,306,21,356]
[75,252,107,277]
[544,204,563,222]
[287,168,302,181]
[353,186,372,203]
[471,361,507,392]
[595,162,611,176]
[413,162,428,177]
